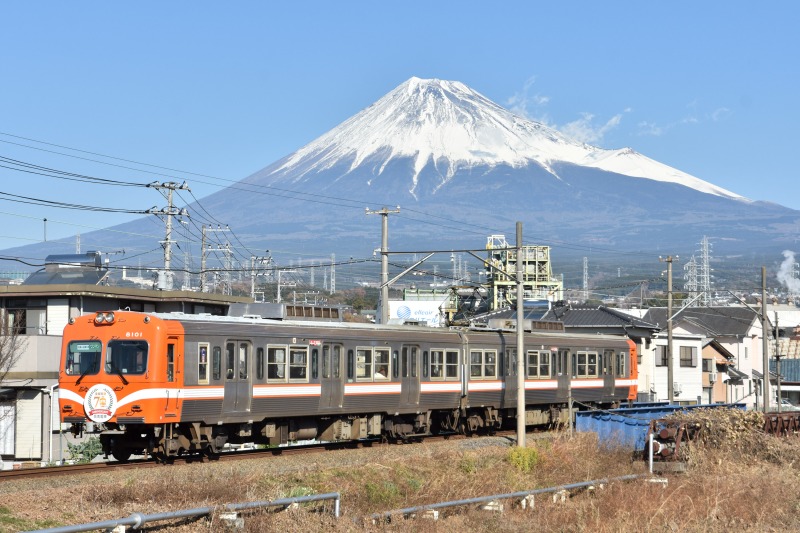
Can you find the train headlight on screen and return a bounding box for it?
[94,312,116,325]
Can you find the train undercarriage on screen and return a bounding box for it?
[71,403,584,462]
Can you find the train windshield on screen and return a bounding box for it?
[105,340,149,375]
[65,340,102,376]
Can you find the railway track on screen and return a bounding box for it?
[0,430,521,482]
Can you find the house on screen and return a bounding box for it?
[643,306,764,409]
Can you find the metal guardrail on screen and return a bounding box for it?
[26,492,341,533]
[369,474,643,522]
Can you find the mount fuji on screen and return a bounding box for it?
[5,77,798,271]
[195,77,795,258]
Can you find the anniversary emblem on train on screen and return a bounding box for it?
[58,309,637,462]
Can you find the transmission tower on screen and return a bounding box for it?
[683,256,699,306]
[582,257,588,302]
[698,236,712,305]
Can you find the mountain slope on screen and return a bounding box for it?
[251,77,745,202]
[3,77,797,272]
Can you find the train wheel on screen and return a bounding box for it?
[111,450,132,462]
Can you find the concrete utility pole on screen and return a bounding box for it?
[762,266,771,413]
[660,256,678,404]
[366,206,400,324]
[515,222,526,448]
[148,181,190,290]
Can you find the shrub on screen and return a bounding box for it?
[507,446,540,473]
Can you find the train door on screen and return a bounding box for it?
[165,337,181,416]
[602,349,616,400]
[503,347,519,409]
[320,343,344,409]
[400,344,420,407]
[222,340,252,414]
[556,349,571,402]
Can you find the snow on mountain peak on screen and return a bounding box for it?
[276,77,745,201]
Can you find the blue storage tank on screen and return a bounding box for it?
[575,404,745,451]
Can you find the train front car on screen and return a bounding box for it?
[58,311,187,462]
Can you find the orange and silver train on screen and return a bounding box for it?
[58,310,638,461]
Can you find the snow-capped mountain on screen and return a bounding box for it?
[6,77,796,269]
[256,77,744,202]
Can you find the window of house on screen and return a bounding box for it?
[701,358,714,373]
[655,346,667,367]
[680,346,698,367]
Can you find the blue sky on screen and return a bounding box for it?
[0,2,797,255]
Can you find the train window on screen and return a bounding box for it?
[374,348,390,380]
[348,349,355,380]
[198,343,209,385]
[484,350,497,378]
[356,348,371,380]
[225,343,235,380]
[268,346,287,382]
[66,340,101,376]
[332,345,341,379]
[322,345,330,379]
[445,350,459,379]
[167,344,175,382]
[239,343,249,380]
[212,346,221,380]
[401,347,409,378]
[527,350,539,377]
[540,351,550,377]
[411,347,418,378]
[289,347,308,381]
[576,351,598,378]
[311,348,319,380]
[431,350,444,380]
[470,350,482,377]
[422,351,428,379]
[256,347,265,380]
[469,350,497,379]
[617,352,626,376]
[392,350,399,378]
[104,340,149,377]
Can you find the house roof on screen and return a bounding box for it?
[769,358,800,383]
[643,306,758,337]
[539,305,660,331]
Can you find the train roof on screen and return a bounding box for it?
[116,311,632,345]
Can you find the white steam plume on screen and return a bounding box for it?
[777,250,800,294]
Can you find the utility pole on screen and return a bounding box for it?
[200,225,207,292]
[366,206,400,324]
[147,181,190,290]
[660,256,678,404]
[330,253,336,294]
[515,222,526,448]
[762,266,771,413]
[776,311,781,412]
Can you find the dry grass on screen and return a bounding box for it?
[3,416,800,532]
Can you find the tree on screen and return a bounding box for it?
[0,311,27,388]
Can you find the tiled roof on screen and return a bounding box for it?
[644,306,758,336]
[540,305,660,330]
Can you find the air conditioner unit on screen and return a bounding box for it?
[709,370,718,385]
[674,382,683,396]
